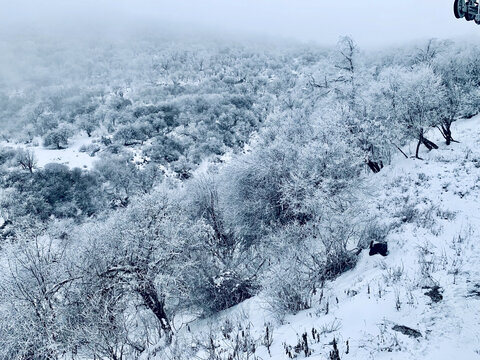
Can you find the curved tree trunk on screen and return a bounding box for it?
[438,123,458,145]
[137,281,171,333]
[416,130,438,159]
[367,160,382,173]
[421,137,438,150]
[415,137,423,159]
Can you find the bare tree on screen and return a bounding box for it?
[16,148,37,173]
[335,36,359,111]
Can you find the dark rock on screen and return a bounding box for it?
[424,286,443,303]
[392,325,422,338]
[369,241,388,256]
[346,289,358,297]
[467,284,480,298]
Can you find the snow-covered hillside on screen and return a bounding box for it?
[149,117,480,360]
[5,28,480,360]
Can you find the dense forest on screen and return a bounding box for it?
[1,31,480,359]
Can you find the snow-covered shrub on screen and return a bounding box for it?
[104,143,126,155]
[322,248,358,281]
[263,259,314,317]
[261,226,317,317]
[360,220,390,249]
[171,155,194,180]
[113,122,152,146]
[0,147,19,167]
[394,202,418,224]
[43,124,74,149]
[79,143,101,157]
[212,271,256,309]
[180,262,258,316]
[75,115,98,137]
[1,163,104,221]
[177,176,260,315]
[262,203,364,317]
[94,154,161,207]
[73,188,203,345]
[145,136,185,165]
[222,109,362,244]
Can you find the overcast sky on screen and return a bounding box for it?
[2,0,480,47]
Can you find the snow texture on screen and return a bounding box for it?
[147,116,480,360]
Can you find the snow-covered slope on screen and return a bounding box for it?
[148,116,480,360]
[1,135,97,170]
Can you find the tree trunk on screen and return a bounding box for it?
[416,130,438,159]
[438,124,457,145]
[137,281,171,333]
[367,160,381,173]
[394,144,409,159]
[443,124,452,145]
[415,137,422,159]
[421,137,438,150]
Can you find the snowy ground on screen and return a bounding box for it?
[1,135,97,170]
[2,118,479,359]
[0,134,156,171]
[146,116,480,360]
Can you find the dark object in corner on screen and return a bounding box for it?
[369,241,388,256]
[424,286,443,303]
[392,325,422,338]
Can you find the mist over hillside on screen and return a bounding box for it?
[1,2,480,359]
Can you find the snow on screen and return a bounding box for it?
[146,116,480,359]
[1,134,97,170]
[2,117,479,359]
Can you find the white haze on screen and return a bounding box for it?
[2,0,480,46]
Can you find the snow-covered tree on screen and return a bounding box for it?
[0,223,77,359]
[178,175,261,315]
[376,65,445,158]
[75,187,203,340]
[43,124,74,149]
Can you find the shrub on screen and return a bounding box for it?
[0,147,17,166]
[360,220,390,249]
[113,123,152,146]
[43,125,74,149]
[79,144,101,157]
[184,267,258,316]
[263,259,313,317]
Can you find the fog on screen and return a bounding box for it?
[2,0,480,46]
